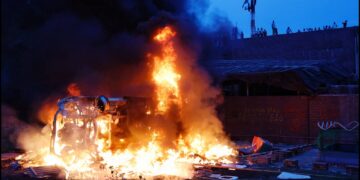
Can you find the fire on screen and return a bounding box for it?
[67,83,81,96]
[38,100,58,124]
[152,26,181,113]
[15,26,238,179]
[153,26,176,42]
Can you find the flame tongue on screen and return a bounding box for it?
[152,26,181,113]
[153,26,176,42]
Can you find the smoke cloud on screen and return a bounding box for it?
[2,0,234,152]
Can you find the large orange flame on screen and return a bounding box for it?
[16,25,237,179]
[152,26,181,113]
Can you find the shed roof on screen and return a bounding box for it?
[204,60,354,93]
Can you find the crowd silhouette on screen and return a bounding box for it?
[231,20,349,39]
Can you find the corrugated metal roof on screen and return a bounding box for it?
[204,59,353,93]
[205,60,326,75]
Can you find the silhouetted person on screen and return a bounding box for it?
[342,20,347,28]
[271,20,278,35]
[332,22,338,28]
[257,29,259,37]
[232,26,239,40]
[286,27,292,34]
[240,31,244,39]
[259,28,264,37]
[258,28,261,36]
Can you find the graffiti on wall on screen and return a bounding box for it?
[230,107,284,123]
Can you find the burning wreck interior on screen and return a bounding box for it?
[1,0,359,179]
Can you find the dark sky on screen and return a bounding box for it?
[1,0,227,122]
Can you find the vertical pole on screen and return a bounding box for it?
[251,12,256,36]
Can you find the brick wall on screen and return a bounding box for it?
[222,95,359,144]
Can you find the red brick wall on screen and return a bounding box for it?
[222,95,359,144]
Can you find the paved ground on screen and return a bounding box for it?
[319,150,359,165]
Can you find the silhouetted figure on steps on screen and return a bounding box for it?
[272,20,278,35]
[342,20,348,28]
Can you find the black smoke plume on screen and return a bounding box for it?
[1,0,233,145]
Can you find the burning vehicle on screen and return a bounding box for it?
[50,96,153,156]
[50,95,153,158]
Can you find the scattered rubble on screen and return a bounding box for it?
[277,171,311,179]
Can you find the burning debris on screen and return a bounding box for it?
[251,136,273,153]
[13,26,238,179]
[238,136,273,155]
